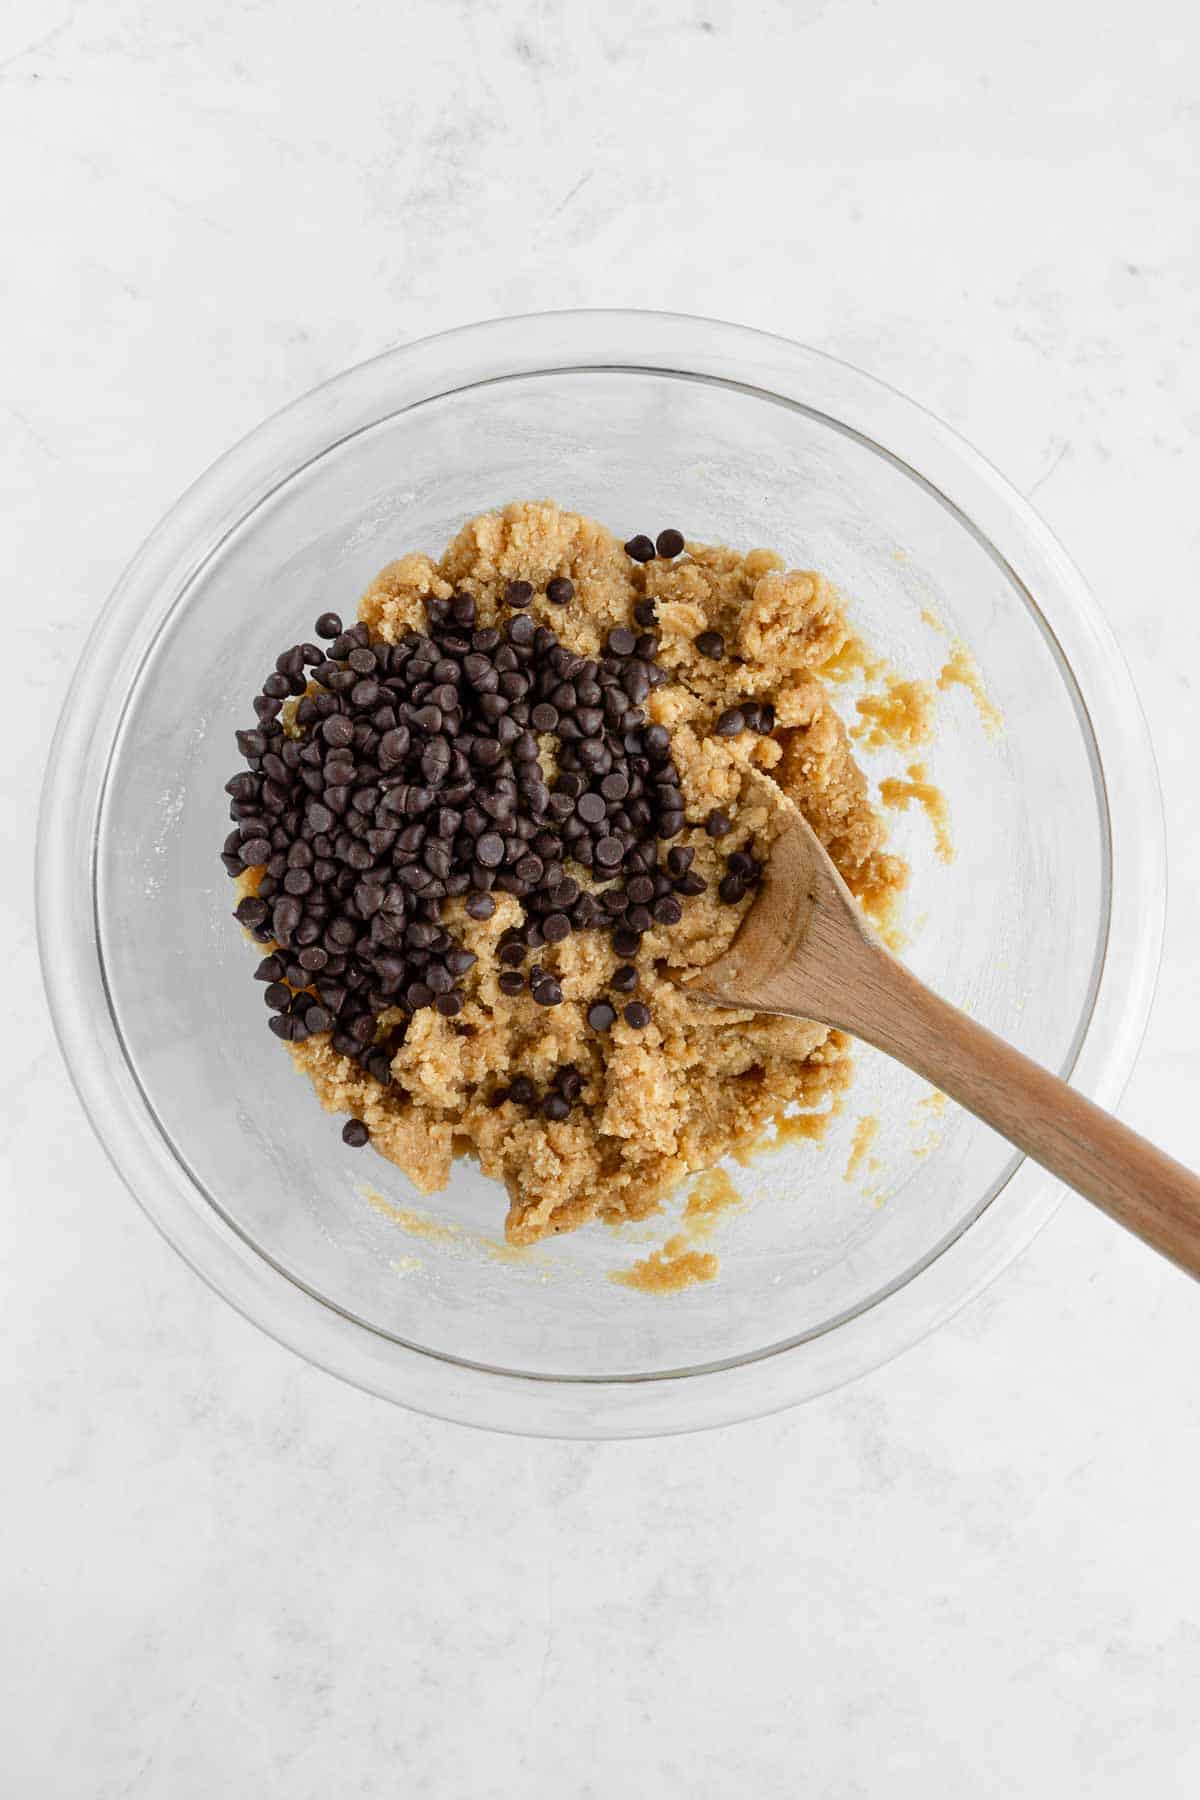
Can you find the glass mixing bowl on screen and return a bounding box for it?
[37,312,1165,1436]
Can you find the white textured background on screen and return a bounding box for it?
[3,1,1199,1794]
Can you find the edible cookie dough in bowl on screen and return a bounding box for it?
[38,313,1164,1436]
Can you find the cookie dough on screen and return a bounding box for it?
[288,501,906,1244]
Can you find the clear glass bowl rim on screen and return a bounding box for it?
[36,309,1166,1438]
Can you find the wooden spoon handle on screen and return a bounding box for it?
[841,948,1200,1279]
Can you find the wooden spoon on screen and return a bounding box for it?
[688,811,1200,1277]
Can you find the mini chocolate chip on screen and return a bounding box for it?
[509,1075,536,1106]
[435,991,463,1017]
[542,1092,570,1121]
[424,961,454,995]
[542,912,571,943]
[611,964,639,993]
[718,873,746,904]
[653,897,683,926]
[633,599,658,628]
[532,978,563,1007]
[607,628,636,657]
[577,792,606,825]
[254,954,284,982]
[714,707,745,737]
[315,612,343,639]
[572,893,605,929]
[557,1066,584,1102]
[695,631,725,660]
[234,896,269,928]
[587,1000,616,1031]
[623,1002,651,1029]
[546,577,574,605]
[655,528,685,558]
[505,579,533,607]
[705,809,732,837]
[727,850,756,877]
[342,1118,369,1147]
[624,535,655,563]
[318,712,352,748]
[611,926,642,957]
[498,970,525,996]
[465,892,495,920]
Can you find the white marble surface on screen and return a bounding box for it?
[3,0,1199,1792]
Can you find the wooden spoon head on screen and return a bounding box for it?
[684,809,880,1022]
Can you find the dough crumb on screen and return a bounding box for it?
[879,761,954,862]
[852,677,935,752]
[610,1238,721,1294]
[845,1116,881,1183]
[938,643,1002,736]
[682,1166,743,1240]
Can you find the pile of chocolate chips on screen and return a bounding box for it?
[220,550,734,1112]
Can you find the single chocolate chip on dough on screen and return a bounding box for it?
[342,1118,369,1147]
[587,1000,616,1031]
[556,1065,584,1102]
[546,577,574,605]
[655,528,685,558]
[623,1002,651,1029]
[695,631,725,660]
[623,534,655,563]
